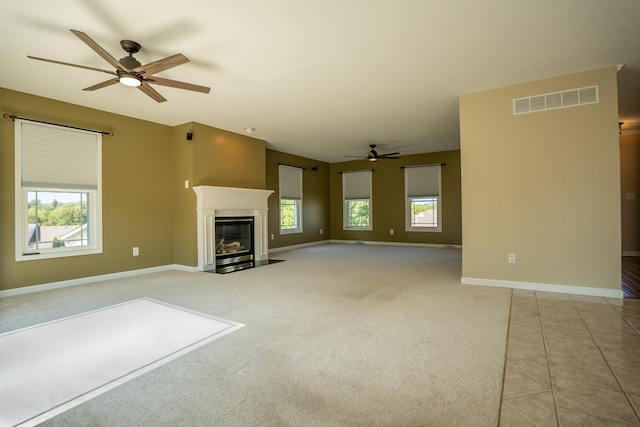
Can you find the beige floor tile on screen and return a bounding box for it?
[511,304,539,317]
[607,298,640,308]
[557,407,639,426]
[574,302,620,315]
[544,338,606,364]
[592,331,640,352]
[509,356,551,387]
[601,348,640,371]
[510,322,543,336]
[536,292,571,301]
[511,332,546,355]
[624,315,640,330]
[584,317,639,335]
[569,295,610,304]
[617,306,640,317]
[503,365,551,399]
[542,324,596,346]
[503,391,558,427]
[507,339,546,361]
[611,366,640,394]
[553,377,639,424]
[510,315,542,332]
[540,317,588,330]
[581,310,629,322]
[628,393,640,417]
[500,402,536,426]
[536,304,576,314]
[548,354,621,390]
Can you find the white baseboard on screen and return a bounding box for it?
[0,264,197,298]
[622,251,640,257]
[461,277,624,299]
[269,240,329,254]
[330,239,462,249]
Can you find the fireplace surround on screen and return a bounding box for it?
[193,186,273,272]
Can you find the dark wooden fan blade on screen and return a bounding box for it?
[134,54,189,75]
[379,152,400,157]
[138,82,167,102]
[27,56,117,75]
[70,29,128,72]
[83,78,119,91]
[146,76,210,94]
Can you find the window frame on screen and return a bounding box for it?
[405,165,442,233]
[279,198,302,234]
[15,120,103,261]
[278,165,303,234]
[342,170,372,231]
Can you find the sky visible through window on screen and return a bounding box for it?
[30,191,83,204]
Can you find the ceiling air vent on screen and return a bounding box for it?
[513,85,599,115]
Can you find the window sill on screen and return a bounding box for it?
[16,247,103,262]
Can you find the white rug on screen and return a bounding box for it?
[0,297,243,427]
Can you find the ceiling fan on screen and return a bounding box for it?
[346,144,401,162]
[27,29,210,103]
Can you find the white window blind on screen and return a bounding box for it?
[343,170,371,199]
[279,165,302,199]
[20,121,100,190]
[406,165,440,197]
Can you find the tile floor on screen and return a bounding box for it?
[500,290,640,426]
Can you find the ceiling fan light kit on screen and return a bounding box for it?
[27,29,210,102]
[118,73,142,87]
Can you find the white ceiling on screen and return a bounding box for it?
[2,0,639,163]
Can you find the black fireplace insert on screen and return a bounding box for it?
[215,216,254,273]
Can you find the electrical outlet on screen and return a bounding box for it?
[320,228,323,235]
[390,229,394,235]
[271,234,275,240]
[133,247,139,256]
[508,253,516,264]
[184,180,189,189]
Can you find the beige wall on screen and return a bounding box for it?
[266,150,330,249]
[459,67,621,290]
[0,88,174,289]
[620,133,640,255]
[329,150,462,245]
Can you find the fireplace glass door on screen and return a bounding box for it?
[215,217,254,273]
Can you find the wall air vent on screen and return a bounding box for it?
[513,85,599,115]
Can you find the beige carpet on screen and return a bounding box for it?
[0,244,512,426]
[0,298,243,427]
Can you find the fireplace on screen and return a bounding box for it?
[215,216,254,273]
[193,186,274,272]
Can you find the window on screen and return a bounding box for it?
[15,120,102,261]
[279,165,302,233]
[343,170,372,230]
[405,165,441,232]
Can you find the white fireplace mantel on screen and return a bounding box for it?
[193,186,274,271]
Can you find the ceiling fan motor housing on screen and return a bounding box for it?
[119,55,141,70]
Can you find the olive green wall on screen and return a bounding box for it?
[171,122,196,267]
[172,122,268,267]
[620,132,640,255]
[266,149,330,249]
[459,67,621,291]
[329,150,462,245]
[0,88,174,290]
[192,123,266,189]
[0,89,269,290]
